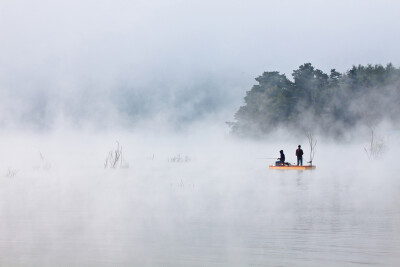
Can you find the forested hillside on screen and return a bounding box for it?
[229,63,400,137]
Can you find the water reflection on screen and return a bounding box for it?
[0,163,399,266]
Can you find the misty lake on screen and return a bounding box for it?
[2,0,400,265]
[0,136,399,267]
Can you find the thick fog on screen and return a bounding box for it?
[1,0,400,129]
[1,0,400,266]
[1,127,400,266]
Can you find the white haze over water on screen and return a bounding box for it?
[0,128,400,266]
[1,0,400,266]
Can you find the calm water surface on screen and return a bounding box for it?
[1,160,399,266]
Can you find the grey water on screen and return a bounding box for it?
[0,138,399,266]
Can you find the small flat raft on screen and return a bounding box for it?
[269,165,316,170]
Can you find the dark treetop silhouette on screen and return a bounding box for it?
[228,63,400,138]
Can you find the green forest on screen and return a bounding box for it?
[228,63,400,137]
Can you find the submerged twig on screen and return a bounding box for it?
[364,128,385,160]
[5,168,18,178]
[306,132,317,166]
[105,141,129,168]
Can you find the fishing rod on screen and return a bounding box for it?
[256,157,279,159]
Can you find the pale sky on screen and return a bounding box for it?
[1,0,399,127]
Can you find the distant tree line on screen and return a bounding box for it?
[228,63,400,137]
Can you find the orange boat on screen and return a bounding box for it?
[269,165,316,170]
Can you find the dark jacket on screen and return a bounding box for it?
[296,148,303,158]
[280,152,285,162]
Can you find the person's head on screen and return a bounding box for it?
[298,145,301,148]
[280,150,283,153]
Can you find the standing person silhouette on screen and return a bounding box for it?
[296,145,304,166]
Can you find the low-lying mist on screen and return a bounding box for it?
[1,121,399,266]
[2,0,400,264]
